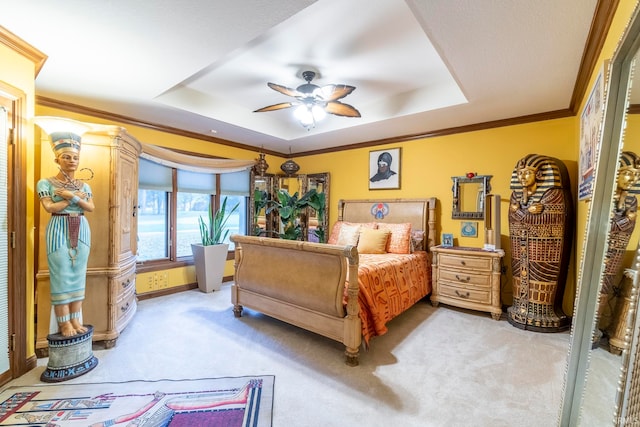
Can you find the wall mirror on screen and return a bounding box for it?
[253,172,330,242]
[561,4,640,425]
[249,171,276,237]
[277,174,302,195]
[451,175,492,219]
[301,173,330,243]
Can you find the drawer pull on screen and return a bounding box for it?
[122,278,132,289]
[121,302,130,313]
[455,275,470,283]
[460,260,466,266]
[455,290,470,299]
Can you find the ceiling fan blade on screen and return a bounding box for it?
[325,101,361,117]
[254,102,296,113]
[318,84,356,101]
[267,82,300,98]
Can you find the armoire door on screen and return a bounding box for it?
[117,142,139,264]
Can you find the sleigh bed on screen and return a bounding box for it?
[230,198,437,366]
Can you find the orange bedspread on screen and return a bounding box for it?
[346,251,432,345]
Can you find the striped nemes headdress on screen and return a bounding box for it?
[510,154,563,205]
[619,151,640,194]
[50,132,81,157]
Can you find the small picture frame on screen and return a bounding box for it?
[441,233,454,248]
[369,147,401,190]
[461,221,478,238]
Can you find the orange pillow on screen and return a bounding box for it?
[376,222,412,254]
[357,228,390,254]
[327,221,377,244]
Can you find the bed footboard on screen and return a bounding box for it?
[230,235,361,366]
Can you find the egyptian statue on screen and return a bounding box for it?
[507,154,574,332]
[596,151,640,344]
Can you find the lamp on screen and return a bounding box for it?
[293,102,327,130]
[254,152,269,176]
[280,148,300,176]
[34,116,93,137]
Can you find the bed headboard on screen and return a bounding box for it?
[337,198,438,250]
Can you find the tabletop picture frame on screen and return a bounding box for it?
[442,233,454,248]
[369,147,401,190]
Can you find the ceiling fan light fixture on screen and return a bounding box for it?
[255,70,361,129]
[311,105,327,121]
[294,104,323,129]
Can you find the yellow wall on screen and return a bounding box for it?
[0,40,37,358]
[293,117,578,310]
[27,0,640,320]
[36,104,285,291]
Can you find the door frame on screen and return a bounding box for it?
[0,82,30,383]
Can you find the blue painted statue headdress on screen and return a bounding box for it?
[49,132,81,156]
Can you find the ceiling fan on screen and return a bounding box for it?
[254,71,361,129]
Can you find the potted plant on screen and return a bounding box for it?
[266,188,317,240]
[191,197,239,292]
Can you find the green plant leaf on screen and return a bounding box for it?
[198,197,239,245]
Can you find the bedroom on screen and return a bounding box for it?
[1,0,640,425]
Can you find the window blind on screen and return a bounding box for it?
[177,169,216,194]
[0,107,9,373]
[220,169,250,196]
[139,158,172,191]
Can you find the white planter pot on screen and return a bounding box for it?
[191,243,229,293]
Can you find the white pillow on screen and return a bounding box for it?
[336,223,361,246]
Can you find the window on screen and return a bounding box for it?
[176,169,216,258]
[220,171,249,247]
[138,189,168,261]
[137,158,250,264]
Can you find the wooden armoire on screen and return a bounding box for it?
[35,125,141,356]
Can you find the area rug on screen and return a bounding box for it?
[0,375,274,426]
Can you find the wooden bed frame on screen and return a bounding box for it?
[231,198,437,366]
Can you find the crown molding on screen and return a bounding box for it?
[0,26,47,77]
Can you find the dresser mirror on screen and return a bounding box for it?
[451,175,492,219]
[561,4,640,424]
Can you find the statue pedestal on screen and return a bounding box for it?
[41,325,98,383]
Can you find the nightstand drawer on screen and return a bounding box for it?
[439,268,491,287]
[439,283,491,304]
[438,253,492,271]
[431,246,504,320]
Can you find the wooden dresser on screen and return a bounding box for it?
[36,125,141,356]
[431,246,505,320]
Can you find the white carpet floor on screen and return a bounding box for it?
[6,284,574,426]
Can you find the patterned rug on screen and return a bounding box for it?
[0,375,274,426]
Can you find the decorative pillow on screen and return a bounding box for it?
[376,222,412,254]
[357,228,391,254]
[410,229,427,252]
[336,223,362,246]
[328,221,377,244]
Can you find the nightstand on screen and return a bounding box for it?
[431,246,505,320]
